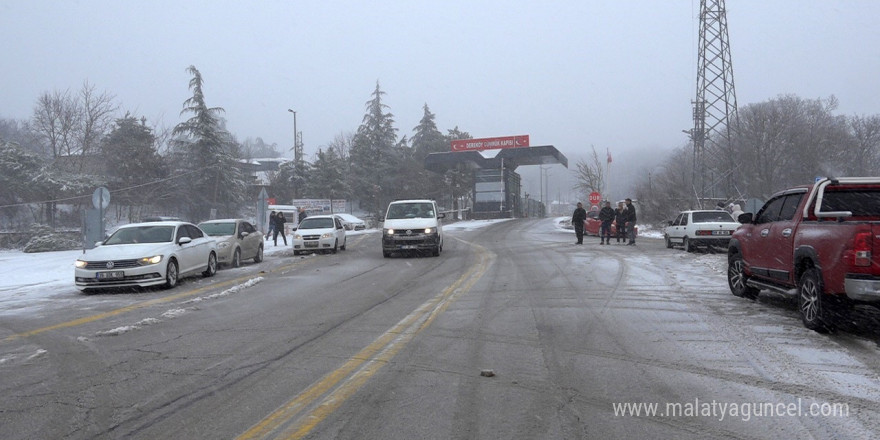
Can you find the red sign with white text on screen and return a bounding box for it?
[450,135,530,152]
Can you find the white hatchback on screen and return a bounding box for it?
[74,221,218,291]
[292,215,347,255]
[664,210,740,252]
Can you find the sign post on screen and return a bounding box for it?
[92,187,110,241]
[589,191,601,210]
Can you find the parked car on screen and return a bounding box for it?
[382,199,444,257]
[664,210,740,251]
[583,210,637,239]
[728,177,880,332]
[198,219,264,267]
[292,214,347,255]
[74,221,217,292]
[336,213,367,231]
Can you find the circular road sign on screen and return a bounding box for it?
[92,187,110,210]
[588,191,601,205]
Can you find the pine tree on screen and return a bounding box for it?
[171,66,247,221]
[101,115,167,219]
[307,146,348,200]
[349,81,399,215]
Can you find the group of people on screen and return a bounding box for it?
[265,207,309,246]
[572,198,637,246]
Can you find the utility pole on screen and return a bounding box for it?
[288,109,301,163]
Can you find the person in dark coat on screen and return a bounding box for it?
[266,211,276,239]
[624,198,637,245]
[615,202,627,244]
[572,202,587,245]
[598,201,616,245]
[273,211,287,246]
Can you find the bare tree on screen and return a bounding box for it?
[77,81,117,160]
[30,89,78,158]
[572,145,606,202]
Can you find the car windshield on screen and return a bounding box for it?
[386,203,434,219]
[299,218,334,229]
[104,225,174,244]
[199,222,236,236]
[692,211,735,223]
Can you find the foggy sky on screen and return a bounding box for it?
[2,0,878,202]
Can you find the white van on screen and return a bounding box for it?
[381,199,445,257]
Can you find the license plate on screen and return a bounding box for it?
[400,245,418,249]
[712,231,731,236]
[305,242,318,248]
[97,271,124,280]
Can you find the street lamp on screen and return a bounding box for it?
[287,109,299,162]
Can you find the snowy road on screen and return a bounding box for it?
[1,218,879,439]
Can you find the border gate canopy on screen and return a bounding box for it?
[424,145,568,173]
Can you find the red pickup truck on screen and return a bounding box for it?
[727,177,880,332]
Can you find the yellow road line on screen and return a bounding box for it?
[237,238,493,440]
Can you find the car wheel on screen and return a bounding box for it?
[728,253,759,299]
[432,245,440,257]
[203,252,217,277]
[232,248,241,268]
[684,237,694,252]
[664,235,673,249]
[383,250,391,258]
[340,237,346,250]
[164,259,179,289]
[253,245,263,263]
[331,240,338,254]
[798,267,833,333]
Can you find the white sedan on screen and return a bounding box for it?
[198,219,264,267]
[292,215,347,255]
[75,221,218,291]
[336,213,367,231]
[664,210,740,252]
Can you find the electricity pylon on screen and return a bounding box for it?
[690,0,740,207]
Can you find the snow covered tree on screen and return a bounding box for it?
[171,65,248,221]
[306,146,348,200]
[0,140,43,217]
[349,81,399,215]
[101,115,168,220]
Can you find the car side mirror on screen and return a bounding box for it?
[240,231,249,238]
[737,212,753,224]
[438,212,446,219]
[667,220,673,226]
[178,236,192,245]
[378,217,385,222]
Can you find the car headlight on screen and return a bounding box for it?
[75,260,87,268]
[217,242,231,249]
[321,232,334,238]
[385,228,394,235]
[294,234,302,239]
[138,255,163,266]
[425,228,433,234]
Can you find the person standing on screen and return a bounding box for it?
[273,211,287,246]
[598,201,616,245]
[615,202,627,244]
[265,211,276,239]
[624,198,637,245]
[297,207,308,226]
[572,202,587,245]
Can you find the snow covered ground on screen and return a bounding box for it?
[0,219,532,315]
